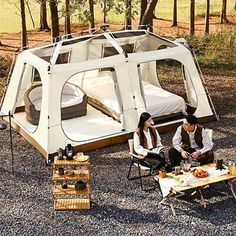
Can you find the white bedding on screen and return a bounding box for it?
[84,79,186,118]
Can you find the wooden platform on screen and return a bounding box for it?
[54,198,90,210]
[53,184,90,195]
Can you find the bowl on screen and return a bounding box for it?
[75,180,86,190]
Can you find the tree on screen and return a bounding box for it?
[234,0,236,11]
[49,0,60,42]
[172,0,177,27]
[189,0,195,36]
[125,0,132,29]
[204,0,210,35]
[20,0,27,49]
[139,0,147,25]
[64,0,71,36]
[88,0,95,31]
[139,0,159,29]
[39,0,50,31]
[220,0,228,24]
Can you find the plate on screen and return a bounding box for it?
[75,155,89,162]
[193,169,209,178]
[65,170,74,176]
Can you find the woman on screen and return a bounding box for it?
[134,112,166,173]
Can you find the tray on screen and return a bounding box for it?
[75,155,89,162]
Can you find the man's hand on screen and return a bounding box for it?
[191,151,201,160]
[138,154,145,159]
[181,150,191,159]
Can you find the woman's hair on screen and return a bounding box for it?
[137,112,156,146]
[137,112,152,129]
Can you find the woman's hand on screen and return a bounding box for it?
[138,154,145,159]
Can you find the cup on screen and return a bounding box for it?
[174,166,181,175]
[58,167,64,175]
[216,158,223,170]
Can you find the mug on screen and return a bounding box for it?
[58,167,64,175]
[216,158,223,169]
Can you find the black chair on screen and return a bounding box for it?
[127,139,155,191]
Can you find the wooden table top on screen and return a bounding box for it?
[155,163,236,196]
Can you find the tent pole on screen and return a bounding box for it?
[192,51,219,121]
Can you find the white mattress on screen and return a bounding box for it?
[142,81,186,117]
[84,79,186,117]
[13,105,122,141]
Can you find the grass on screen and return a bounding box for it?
[0,0,235,33]
[182,30,236,67]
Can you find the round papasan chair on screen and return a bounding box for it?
[24,83,88,125]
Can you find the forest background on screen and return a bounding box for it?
[0,0,236,83]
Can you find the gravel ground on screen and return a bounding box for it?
[0,69,236,236]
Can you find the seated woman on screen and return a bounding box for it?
[133,112,168,173]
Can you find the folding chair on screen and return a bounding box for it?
[127,138,154,191]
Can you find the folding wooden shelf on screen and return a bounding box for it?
[51,155,91,211]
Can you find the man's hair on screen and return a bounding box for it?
[186,114,197,125]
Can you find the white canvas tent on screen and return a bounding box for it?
[0,30,216,162]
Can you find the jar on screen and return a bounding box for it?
[228,161,236,175]
[65,144,74,160]
[159,169,167,178]
[57,148,64,160]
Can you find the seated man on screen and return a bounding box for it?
[169,114,214,167]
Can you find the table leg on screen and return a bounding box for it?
[197,187,206,208]
[225,178,236,200]
[167,195,176,216]
[159,192,176,216]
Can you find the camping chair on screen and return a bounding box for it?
[127,139,155,191]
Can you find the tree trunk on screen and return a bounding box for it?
[49,0,60,42]
[220,0,228,24]
[125,0,132,29]
[103,0,106,23]
[39,0,50,31]
[139,0,147,25]
[64,0,71,37]
[172,0,177,27]
[25,0,35,29]
[89,0,95,32]
[139,0,158,28]
[234,0,236,11]
[189,0,195,36]
[204,0,210,35]
[20,0,27,50]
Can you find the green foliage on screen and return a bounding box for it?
[181,31,236,67]
[114,0,139,20]
[0,55,11,77]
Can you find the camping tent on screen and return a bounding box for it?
[0,30,216,162]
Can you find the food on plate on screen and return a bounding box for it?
[192,168,209,178]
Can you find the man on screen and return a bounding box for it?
[169,114,214,167]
